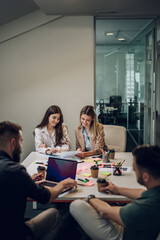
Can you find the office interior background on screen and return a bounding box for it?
[0,0,160,159]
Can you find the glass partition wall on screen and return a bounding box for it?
[95,19,155,151]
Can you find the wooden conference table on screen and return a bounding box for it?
[22,151,145,203]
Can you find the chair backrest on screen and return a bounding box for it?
[103,125,126,152]
[156,233,160,240]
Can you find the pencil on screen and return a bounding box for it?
[119,160,125,167]
[100,148,105,154]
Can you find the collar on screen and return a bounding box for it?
[142,185,160,197]
[40,126,55,137]
[0,150,12,161]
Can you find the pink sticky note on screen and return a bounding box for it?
[83,180,95,186]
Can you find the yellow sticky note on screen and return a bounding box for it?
[82,173,91,177]
[83,159,93,162]
[100,172,111,176]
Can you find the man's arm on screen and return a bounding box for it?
[89,198,125,226]
[47,178,77,202]
[100,180,145,199]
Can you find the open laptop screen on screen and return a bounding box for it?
[46,157,77,182]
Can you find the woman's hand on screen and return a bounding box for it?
[45,148,58,154]
[75,152,86,159]
[38,143,47,148]
[77,148,82,152]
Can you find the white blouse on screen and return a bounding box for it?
[34,125,70,153]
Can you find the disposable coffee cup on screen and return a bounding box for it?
[97,178,108,192]
[90,165,99,178]
[37,165,46,179]
[109,149,115,159]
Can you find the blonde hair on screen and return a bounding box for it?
[79,105,98,139]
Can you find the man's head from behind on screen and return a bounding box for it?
[132,145,160,187]
[0,121,22,163]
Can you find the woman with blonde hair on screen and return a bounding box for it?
[34,105,70,154]
[75,105,107,158]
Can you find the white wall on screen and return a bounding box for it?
[0,11,94,160]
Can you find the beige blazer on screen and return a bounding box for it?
[75,123,107,155]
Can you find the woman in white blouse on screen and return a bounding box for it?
[34,105,70,154]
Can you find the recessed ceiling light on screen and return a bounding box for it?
[105,32,114,36]
[118,38,125,41]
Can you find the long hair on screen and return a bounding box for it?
[79,105,98,139]
[36,105,64,146]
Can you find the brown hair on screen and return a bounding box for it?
[132,145,160,179]
[0,121,22,147]
[79,105,98,139]
[36,105,64,146]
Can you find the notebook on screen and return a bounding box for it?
[40,157,77,192]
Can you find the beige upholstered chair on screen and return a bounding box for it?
[103,125,127,152]
[156,233,160,240]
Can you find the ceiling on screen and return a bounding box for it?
[0,0,159,46]
[0,0,160,27]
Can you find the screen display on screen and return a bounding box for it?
[46,157,77,182]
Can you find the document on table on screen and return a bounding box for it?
[50,151,83,163]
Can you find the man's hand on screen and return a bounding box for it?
[58,177,77,190]
[100,180,120,194]
[32,173,43,182]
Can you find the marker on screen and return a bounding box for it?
[34,162,45,165]
[94,160,98,165]
[78,178,87,183]
[85,178,89,182]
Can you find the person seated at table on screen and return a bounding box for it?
[34,105,70,154]
[75,105,107,158]
[70,145,160,240]
[0,121,77,240]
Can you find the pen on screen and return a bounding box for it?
[78,178,87,183]
[35,162,45,165]
[77,183,84,186]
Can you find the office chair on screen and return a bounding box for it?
[157,233,160,240]
[103,125,126,152]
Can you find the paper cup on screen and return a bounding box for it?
[37,165,46,179]
[109,149,115,159]
[90,165,99,178]
[97,178,108,192]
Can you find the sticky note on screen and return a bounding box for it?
[82,173,91,177]
[100,172,111,176]
[83,180,95,186]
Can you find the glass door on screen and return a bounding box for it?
[144,30,155,144]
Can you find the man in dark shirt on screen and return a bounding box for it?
[0,121,77,240]
[70,145,160,240]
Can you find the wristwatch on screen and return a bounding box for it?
[87,194,96,204]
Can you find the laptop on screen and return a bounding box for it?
[39,157,77,192]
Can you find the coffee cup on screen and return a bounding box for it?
[90,165,99,178]
[97,178,108,192]
[109,149,115,159]
[37,165,46,179]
